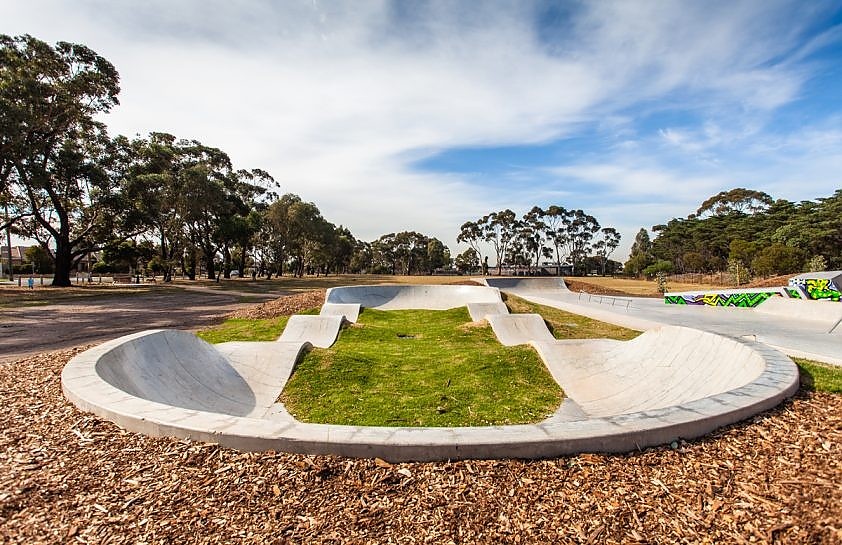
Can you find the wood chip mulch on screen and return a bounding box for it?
[227,281,484,320]
[228,290,328,319]
[1,348,839,544]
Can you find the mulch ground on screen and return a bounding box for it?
[227,281,485,320]
[1,348,839,544]
[227,290,328,319]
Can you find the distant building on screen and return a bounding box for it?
[0,245,30,267]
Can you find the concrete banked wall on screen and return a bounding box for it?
[62,284,798,461]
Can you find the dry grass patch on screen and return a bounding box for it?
[565,276,726,297]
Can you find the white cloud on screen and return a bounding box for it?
[1,0,838,260]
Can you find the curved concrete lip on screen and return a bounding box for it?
[62,284,799,462]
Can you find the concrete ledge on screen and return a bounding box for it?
[61,284,800,462]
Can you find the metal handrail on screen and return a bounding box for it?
[578,290,633,309]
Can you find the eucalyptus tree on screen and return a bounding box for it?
[426,238,451,274]
[484,209,518,275]
[593,227,621,276]
[519,206,548,273]
[561,210,600,275]
[625,228,655,276]
[454,248,479,274]
[330,226,357,274]
[695,188,773,217]
[0,34,127,286]
[349,240,373,273]
[261,194,334,277]
[285,199,332,277]
[261,193,301,276]
[542,205,572,274]
[457,219,485,266]
[371,233,398,274]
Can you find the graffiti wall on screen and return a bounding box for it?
[788,276,842,302]
[664,291,780,307]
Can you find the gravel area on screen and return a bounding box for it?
[1,347,839,544]
[0,290,264,363]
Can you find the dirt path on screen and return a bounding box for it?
[0,289,279,363]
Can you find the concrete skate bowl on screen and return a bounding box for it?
[62,284,798,462]
[482,277,570,292]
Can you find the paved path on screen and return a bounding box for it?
[0,288,280,363]
[499,284,842,366]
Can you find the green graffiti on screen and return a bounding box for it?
[805,279,841,302]
[790,276,842,302]
[664,292,778,307]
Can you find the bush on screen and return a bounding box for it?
[807,255,827,273]
[643,260,674,278]
[728,258,750,285]
[751,244,804,276]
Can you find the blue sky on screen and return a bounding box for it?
[3,1,842,259]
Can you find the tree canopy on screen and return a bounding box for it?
[636,188,842,278]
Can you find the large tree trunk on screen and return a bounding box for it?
[186,249,197,280]
[237,244,248,277]
[160,230,173,282]
[222,246,231,279]
[205,254,216,280]
[51,241,72,287]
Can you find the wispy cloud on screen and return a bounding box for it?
[2,1,840,258]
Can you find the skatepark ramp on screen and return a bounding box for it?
[534,327,766,417]
[325,284,501,310]
[62,283,798,461]
[72,330,309,419]
[482,277,569,292]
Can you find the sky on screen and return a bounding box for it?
[3,1,842,260]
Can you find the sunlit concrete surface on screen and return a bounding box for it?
[62,284,799,461]
[484,277,842,366]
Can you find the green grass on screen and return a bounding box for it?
[198,297,640,427]
[281,308,563,427]
[196,308,318,343]
[503,293,640,341]
[794,358,842,393]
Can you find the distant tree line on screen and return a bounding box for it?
[625,187,842,279]
[0,34,453,285]
[457,206,621,276]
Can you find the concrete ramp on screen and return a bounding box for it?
[215,340,310,413]
[466,302,509,321]
[88,330,305,418]
[320,303,361,323]
[482,277,569,292]
[325,284,500,310]
[755,297,842,332]
[486,314,557,346]
[533,326,767,417]
[279,315,345,348]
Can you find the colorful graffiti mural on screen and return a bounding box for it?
[785,287,802,299]
[665,291,780,307]
[788,275,842,302]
